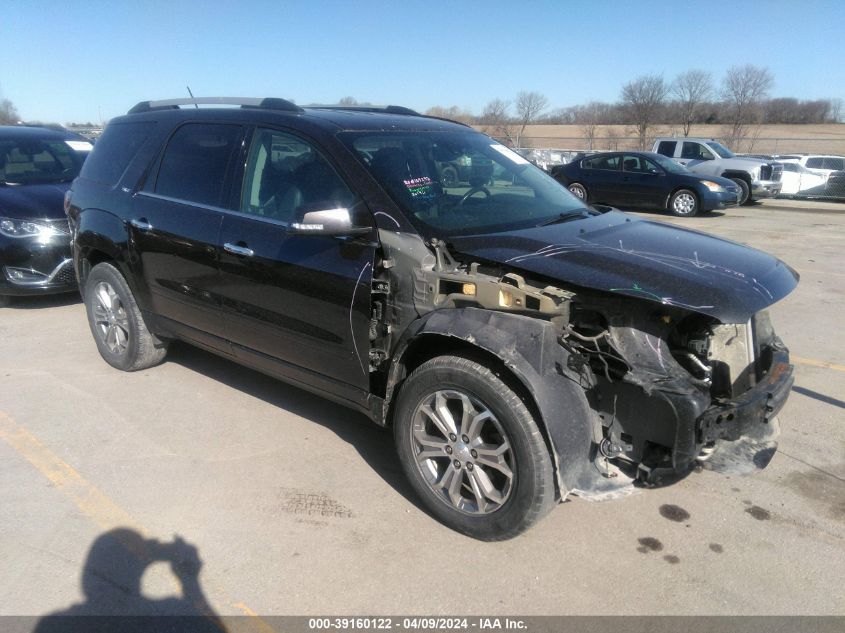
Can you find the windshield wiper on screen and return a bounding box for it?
[536,211,587,227]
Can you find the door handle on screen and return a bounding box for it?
[223,242,255,257]
[129,218,153,231]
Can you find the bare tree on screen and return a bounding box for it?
[829,98,843,123]
[722,65,773,146]
[0,98,20,125]
[481,98,514,145]
[578,101,607,150]
[424,105,474,125]
[338,96,358,105]
[621,74,668,149]
[514,91,548,148]
[672,70,711,136]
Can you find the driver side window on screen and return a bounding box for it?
[241,129,356,223]
[681,142,714,161]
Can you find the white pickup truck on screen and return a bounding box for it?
[652,137,783,205]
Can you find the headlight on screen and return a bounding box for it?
[701,180,726,192]
[0,217,62,239]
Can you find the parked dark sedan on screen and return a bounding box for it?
[550,151,739,216]
[0,126,92,305]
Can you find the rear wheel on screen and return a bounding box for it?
[669,189,699,216]
[84,262,169,371]
[568,182,588,201]
[394,355,555,540]
[730,177,751,205]
[441,166,458,187]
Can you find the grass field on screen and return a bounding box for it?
[492,123,845,155]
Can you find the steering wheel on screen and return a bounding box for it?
[458,186,491,206]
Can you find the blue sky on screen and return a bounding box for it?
[2,0,844,124]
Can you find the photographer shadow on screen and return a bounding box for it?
[34,528,226,633]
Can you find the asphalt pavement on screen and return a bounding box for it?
[0,200,843,620]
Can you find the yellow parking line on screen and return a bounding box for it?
[0,411,136,531]
[0,410,276,631]
[793,356,845,373]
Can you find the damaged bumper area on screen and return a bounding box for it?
[575,303,793,487]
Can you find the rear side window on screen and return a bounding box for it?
[823,157,844,170]
[154,123,243,207]
[583,155,620,170]
[656,141,676,157]
[79,121,155,185]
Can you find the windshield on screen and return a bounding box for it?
[651,153,688,174]
[0,138,86,185]
[338,131,589,237]
[706,141,736,159]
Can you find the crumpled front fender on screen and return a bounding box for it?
[385,307,615,497]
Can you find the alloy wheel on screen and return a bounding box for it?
[91,281,130,354]
[410,389,514,515]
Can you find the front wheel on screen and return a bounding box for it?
[669,189,699,216]
[730,178,751,205]
[84,262,169,371]
[394,355,555,540]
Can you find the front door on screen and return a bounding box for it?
[620,154,665,207]
[217,127,377,398]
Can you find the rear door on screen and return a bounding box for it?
[130,122,245,349]
[580,154,623,204]
[216,126,376,398]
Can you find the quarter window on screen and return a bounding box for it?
[80,121,154,186]
[240,128,356,222]
[155,123,243,207]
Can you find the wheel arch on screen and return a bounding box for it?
[666,186,700,210]
[381,308,600,498]
[75,209,145,303]
[720,169,752,186]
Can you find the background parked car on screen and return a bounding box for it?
[550,151,739,216]
[0,126,92,306]
[653,137,782,205]
[777,161,830,197]
[782,154,845,175]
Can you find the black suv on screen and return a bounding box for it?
[67,98,798,539]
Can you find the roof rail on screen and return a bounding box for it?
[306,105,420,116]
[127,97,303,115]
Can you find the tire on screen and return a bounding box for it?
[394,355,555,540]
[568,182,588,201]
[0,294,9,308]
[84,262,168,371]
[441,166,458,188]
[730,177,751,205]
[668,189,699,216]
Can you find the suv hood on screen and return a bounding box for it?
[448,210,798,323]
[0,183,70,220]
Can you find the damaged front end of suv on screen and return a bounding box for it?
[372,214,797,499]
[344,133,798,504]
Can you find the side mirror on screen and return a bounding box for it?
[288,207,371,237]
